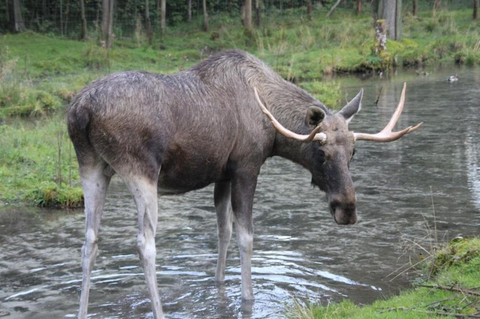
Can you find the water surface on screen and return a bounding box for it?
[1,67,479,318]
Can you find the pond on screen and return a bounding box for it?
[0,66,479,318]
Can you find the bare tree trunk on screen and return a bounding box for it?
[96,0,100,33]
[433,0,439,16]
[188,0,192,22]
[160,0,166,35]
[373,0,380,21]
[106,0,114,49]
[8,0,27,32]
[42,0,47,22]
[244,0,252,30]
[60,0,64,36]
[307,0,313,20]
[146,0,153,44]
[202,0,208,31]
[102,0,114,48]
[102,0,109,40]
[255,0,261,26]
[80,0,88,40]
[357,0,361,15]
[65,0,71,36]
[380,0,402,40]
[375,19,387,54]
[412,0,417,16]
[474,0,479,20]
[6,0,9,25]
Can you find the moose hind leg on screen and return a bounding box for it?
[78,161,111,319]
[214,182,233,283]
[125,176,164,319]
[231,174,257,301]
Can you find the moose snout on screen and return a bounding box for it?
[329,196,357,225]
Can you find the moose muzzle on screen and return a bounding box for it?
[329,196,357,225]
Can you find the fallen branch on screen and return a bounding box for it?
[326,0,342,17]
[380,306,480,318]
[419,284,480,297]
[375,86,383,105]
[411,309,480,318]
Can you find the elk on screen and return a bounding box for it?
[67,50,421,319]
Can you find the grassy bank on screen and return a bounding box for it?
[2,6,479,117]
[289,237,480,318]
[0,5,479,206]
[0,115,83,207]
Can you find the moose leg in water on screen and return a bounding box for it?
[231,171,258,301]
[78,160,111,319]
[124,174,164,319]
[214,181,234,283]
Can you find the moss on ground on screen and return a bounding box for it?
[288,237,480,319]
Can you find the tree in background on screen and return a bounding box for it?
[42,0,47,24]
[244,0,252,30]
[80,0,88,40]
[145,0,153,43]
[307,0,313,20]
[8,0,26,33]
[102,0,114,48]
[357,0,362,16]
[202,0,208,31]
[378,0,402,40]
[160,0,166,35]
[412,0,417,16]
[474,0,479,20]
[188,0,192,22]
[255,0,261,26]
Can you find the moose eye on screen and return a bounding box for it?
[318,149,326,162]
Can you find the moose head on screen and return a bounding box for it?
[254,83,422,225]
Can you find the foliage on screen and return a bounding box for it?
[298,81,341,108]
[288,237,480,319]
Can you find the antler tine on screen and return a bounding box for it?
[384,82,407,133]
[253,87,326,143]
[353,83,423,143]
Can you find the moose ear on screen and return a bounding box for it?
[338,89,363,124]
[305,106,326,126]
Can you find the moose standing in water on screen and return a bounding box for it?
[68,50,422,319]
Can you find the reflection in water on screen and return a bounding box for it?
[467,134,480,212]
[465,68,480,211]
[1,67,479,319]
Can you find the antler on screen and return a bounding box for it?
[353,83,423,142]
[254,87,327,143]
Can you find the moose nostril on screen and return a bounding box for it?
[329,200,341,213]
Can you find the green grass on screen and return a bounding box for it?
[1,6,479,118]
[0,115,83,207]
[288,237,480,319]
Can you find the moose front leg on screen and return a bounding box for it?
[231,173,258,301]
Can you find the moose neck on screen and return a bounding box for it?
[258,80,328,168]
